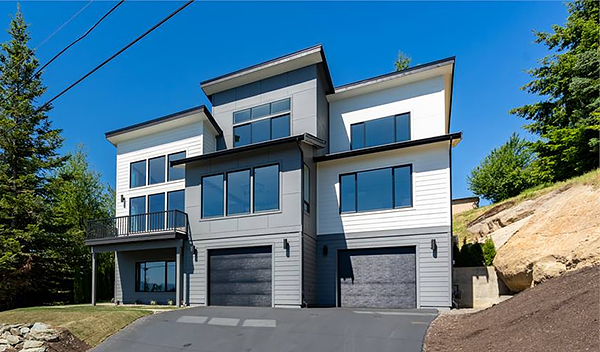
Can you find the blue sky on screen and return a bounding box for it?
[0,1,567,200]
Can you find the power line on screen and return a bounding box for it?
[34,0,95,51]
[38,0,194,110]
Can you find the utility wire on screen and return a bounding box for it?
[34,0,95,51]
[38,0,194,111]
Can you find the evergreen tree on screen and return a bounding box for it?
[0,9,67,310]
[510,0,600,182]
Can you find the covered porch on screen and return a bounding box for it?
[85,210,189,307]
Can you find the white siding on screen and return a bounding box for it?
[317,143,451,235]
[114,122,204,217]
[328,76,446,153]
[202,121,217,153]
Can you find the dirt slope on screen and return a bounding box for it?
[456,170,600,292]
[424,265,600,352]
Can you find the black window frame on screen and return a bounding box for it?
[201,173,225,219]
[135,260,176,293]
[226,168,251,216]
[129,160,147,188]
[339,164,413,214]
[253,163,280,214]
[167,151,186,182]
[148,156,166,185]
[232,98,291,148]
[350,113,411,150]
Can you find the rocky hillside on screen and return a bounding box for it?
[454,170,600,292]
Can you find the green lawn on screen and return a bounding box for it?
[0,305,166,347]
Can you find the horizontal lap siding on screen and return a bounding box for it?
[316,232,451,308]
[303,234,317,306]
[115,122,204,217]
[187,232,302,307]
[317,143,450,235]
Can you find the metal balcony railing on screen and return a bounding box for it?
[86,210,188,241]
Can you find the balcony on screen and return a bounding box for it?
[85,210,188,245]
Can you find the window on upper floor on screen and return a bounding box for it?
[340,165,413,213]
[201,164,280,218]
[167,152,186,181]
[233,98,291,148]
[167,190,185,228]
[350,113,411,150]
[130,160,146,188]
[149,156,165,185]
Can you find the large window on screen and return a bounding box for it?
[233,98,291,148]
[148,193,165,230]
[202,164,280,218]
[168,152,186,181]
[148,156,165,185]
[340,165,413,213]
[130,196,146,232]
[227,170,250,215]
[254,164,279,213]
[167,190,185,228]
[202,174,224,218]
[130,160,146,188]
[351,113,411,150]
[136,261,176,292]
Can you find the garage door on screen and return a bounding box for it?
[208,246,272,307]
[338,247,416,309]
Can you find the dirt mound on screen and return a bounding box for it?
[424,265,600,352]
[46,328,90,352]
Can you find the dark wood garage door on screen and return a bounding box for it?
[208,246,272,307]
[338,247,416,309]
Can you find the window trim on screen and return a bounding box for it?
[226,168,251,216]
[129,160,147,188]
[135,260,176,293]
[350,112,411,150]
[339,163,413,214]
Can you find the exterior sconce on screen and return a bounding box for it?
[323,245,328,257]
[283,239,289,250]
[120,195,126,208]
[431,239,437,251]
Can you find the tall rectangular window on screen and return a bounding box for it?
[136,261,175,292]
[254,165,279,212]
[350,113,411,150]
[148,193,165,230]
[167,152,186,181]
[167,190,185,228]
[202,174,224,218]
[303,164,310,213]
[148,156,165,185]
[130,160,146,188]
[340,165,413,213]
[227,170,250,215]
[394,165,412,207]
[130,196,146,232]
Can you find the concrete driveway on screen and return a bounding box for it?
[93,306,437,352]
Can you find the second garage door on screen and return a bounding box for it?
[208,246,272,307]
[338,246,417,309]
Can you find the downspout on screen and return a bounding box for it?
[297,140,306,307]
[449,137,454,309]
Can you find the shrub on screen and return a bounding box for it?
[482,238,497,266]
[150,300,157,306]
[468,133,539,203]
[167,299,174,306]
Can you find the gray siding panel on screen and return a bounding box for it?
[302,234,317,306]
[316,228,451,308]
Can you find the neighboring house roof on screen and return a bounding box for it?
[452,196,480,204]
[200,44,334,99]
[105,105,222,146]
[313,132,462,163]
[171,133,326,166]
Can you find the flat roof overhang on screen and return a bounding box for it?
[314,132,462,163]
[171,133,326,166]
[105,105,223,146]
[85,231,187,247]
[200,44,334,99]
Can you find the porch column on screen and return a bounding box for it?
[176,245,182,307]
[91,250,97,306]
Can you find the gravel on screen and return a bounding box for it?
[424,265,600,352]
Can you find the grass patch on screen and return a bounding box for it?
[0,305,157,347]
[454,169,600,246]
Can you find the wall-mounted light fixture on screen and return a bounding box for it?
[431,239,437,251]
[323,245,328,257]
[283,239,289,250]
[120,195,126,208]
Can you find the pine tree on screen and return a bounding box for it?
[0,9,67,310]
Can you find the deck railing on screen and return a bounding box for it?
[86,210,188,240]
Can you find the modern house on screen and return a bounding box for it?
[85,45,461,310]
